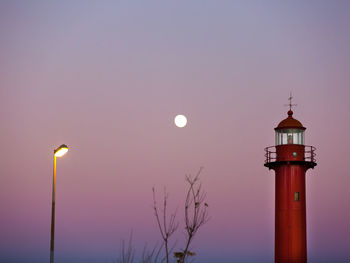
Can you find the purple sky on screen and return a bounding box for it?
[1,1,350,262]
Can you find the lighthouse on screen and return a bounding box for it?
[264,97,316,263]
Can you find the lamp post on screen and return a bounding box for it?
[50,144,68,263]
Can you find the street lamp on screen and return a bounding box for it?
[50,144,68,263]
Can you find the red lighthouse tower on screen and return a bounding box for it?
[264,98,316,263]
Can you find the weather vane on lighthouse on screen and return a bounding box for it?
[284,92,297,111]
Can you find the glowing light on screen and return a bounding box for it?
[174,114,187,128]
[54,144,68,157]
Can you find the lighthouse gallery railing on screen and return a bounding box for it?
[264,145,316,164]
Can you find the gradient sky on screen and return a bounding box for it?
[1,1,350,262]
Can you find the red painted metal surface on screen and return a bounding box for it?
[275,110,306,130]
[265,145,316,164]
[265,145,316,263]
[274,162,307,263]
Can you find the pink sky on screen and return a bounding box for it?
[1,1,350,262]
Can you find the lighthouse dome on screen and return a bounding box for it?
[274,110,305,145]
[275,110,305,130]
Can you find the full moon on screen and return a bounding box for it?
[174,114,187,128]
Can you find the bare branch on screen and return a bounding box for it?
[152,187,179,263]
[116,232,135,263]
[141,243,164,263]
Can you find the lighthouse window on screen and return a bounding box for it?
[294,192,300,201]
[275,129,305,145]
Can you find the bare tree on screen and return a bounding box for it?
[173,167,209,263]
[116,168,208,263]
[153,168,209,263]
[152,187,179,263]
